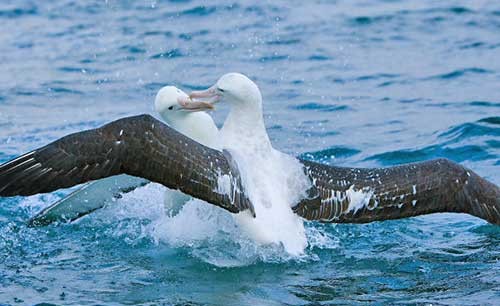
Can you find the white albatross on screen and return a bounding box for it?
[190,73,312,254]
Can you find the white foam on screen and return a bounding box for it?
[346,185,374,213]
[214,174,238,204]
[223,147,311,256]
[20,193,64,215]
[90,183,332,267]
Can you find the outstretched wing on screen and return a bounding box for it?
[0,114,254,216]
[1,115,498,225]
[294,159,500,224]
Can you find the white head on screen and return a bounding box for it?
[189,73,262,110]
[187,73,270,149]
[154,86,214,123]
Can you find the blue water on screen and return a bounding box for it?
[1,0,499,304]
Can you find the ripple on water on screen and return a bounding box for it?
[150,48,184,59]
[424,67,493,81]
[179,5,217,17]
[439,117,500,143]
[266,38,301,46]
[367,117,500,165]
[301,147,361,164]
[0,6,38,18]
[289,102,350,112]
[367,144,494,165]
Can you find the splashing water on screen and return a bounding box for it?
[230,149,312,256]
[91,183,334,267]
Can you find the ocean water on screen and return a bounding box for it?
[0,0,499,304]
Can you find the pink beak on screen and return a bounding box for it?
[177,96,214,112]
[189,85,221,104]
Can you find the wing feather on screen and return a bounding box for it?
[1,114,497,224]
[0,114,254,215]
[294,159,500,224]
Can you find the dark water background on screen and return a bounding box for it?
[0,0,499,305]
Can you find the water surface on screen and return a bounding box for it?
[0,0,499,305]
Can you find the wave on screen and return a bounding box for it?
[348,6,475,27]
[259,54,289,62]
[469,101,500,108]
[478,117,500,125]
[289,102,349,112]
[425,101,500,109]
[178,29,210,41]
[266,38,301,46]
[308,55,331,61]
[378,67,492,88]
[150,49,183,59]
[119,45,146,54]
[367,145,493,165]
[424,68,492,81]
[0,6,38,19]
[301,147,361,164]
[180,6,216,16]
[439,118,500,144]
[58,66,105,74]
[366,117,500,165]
[349,15,394,26]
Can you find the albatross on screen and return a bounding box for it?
[0,73,498,253]
[154,85,220,216]
[28,86,219,225]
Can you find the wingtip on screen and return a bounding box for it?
[0,150,39,196]
[462,170,500,225]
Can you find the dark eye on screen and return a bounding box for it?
[168,106,174,110]
[218,88,225,93]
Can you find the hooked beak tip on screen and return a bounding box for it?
[185,86,221,109]
[177,96,214,112]
[189,86,220,100]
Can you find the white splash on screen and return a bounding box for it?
[346,185,374,213]
[215,174,235,201]
[228,148,311,256]
[90,183,332,267]
[215,174,230,192]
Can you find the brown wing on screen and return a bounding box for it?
[294,159,500,225]
[1,115,498,224]
[0,114,254,216]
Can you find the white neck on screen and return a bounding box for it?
[160,112,219,149]
[220,101,272,153]
[162,113,186,130]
